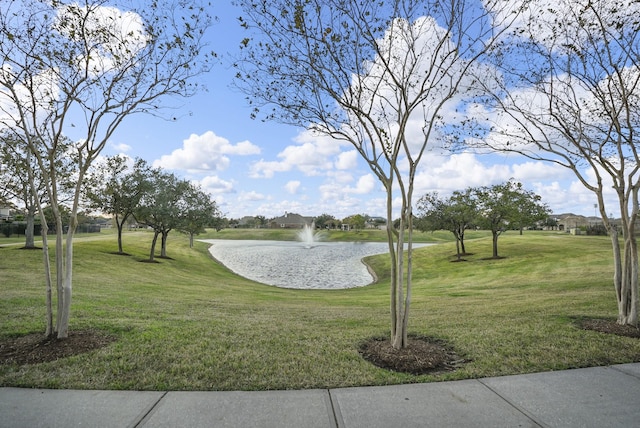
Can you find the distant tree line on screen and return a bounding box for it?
[0,152,221,262]
[85,156,221,261]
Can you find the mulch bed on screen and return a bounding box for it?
[0,329,116,365]
[578,318,640,338]
[359,335,466,375]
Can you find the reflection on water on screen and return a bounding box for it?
[202,239,429,290]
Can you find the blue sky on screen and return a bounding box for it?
[96,1,606,220]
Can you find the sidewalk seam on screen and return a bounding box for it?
[611,363,640,380]
[476,379,544,428]
[131,391,168,428]
[327,389,341,428]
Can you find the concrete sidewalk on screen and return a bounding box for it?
[2,363,639,428]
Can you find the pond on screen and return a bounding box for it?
[202,239,431,290]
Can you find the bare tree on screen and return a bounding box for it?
[476,0,640,325]
[235,0,521,348]
[0,0,214,338]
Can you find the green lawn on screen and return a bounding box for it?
[1,229,638,391]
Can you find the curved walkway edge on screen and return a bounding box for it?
[2,363,640,428]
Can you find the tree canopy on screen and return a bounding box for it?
[417,189,478,260]
[473,180,550,258]
[0,0,214,338]
[235,0,523,349]
[471,0,640,325]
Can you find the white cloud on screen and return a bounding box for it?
[0,66,59,134]
[327,170,354,184]
[491,0,640,52]
[347,174,377,194]
[511,161,571,182]
[249,159,292,178]
[154,131,260,172]
[110,142,132,153]
[285,180,301,194]
[250,129,349,178]
[335,150,358,170]
[198,175,234,194]
[412,153,511,196]
[238,190,267,201]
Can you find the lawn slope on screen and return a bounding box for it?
[1,230,638,390]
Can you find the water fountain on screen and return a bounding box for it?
[297,223,322,248]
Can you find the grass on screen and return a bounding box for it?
[200,227,470,242]
[1,228,639,391]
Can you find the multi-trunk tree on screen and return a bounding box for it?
[134,168,218,261]
[0,0,213,338]
[416,189,477,261]
[476,0,640,325]
[235,0,522,349]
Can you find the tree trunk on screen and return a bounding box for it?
[618,230,639,326]
[609,216,638,326]
[160,231,168,258]
[24,206,36,248]
[492,231,499,258]
[402,208,414,347]
[57,212,79,339]
[392,203,409,350]
[611,228,622,310]
[385,186,399,348]
[116,213,124,254]
[54,210,64,337]
[26,158,52,337]
[454,228,463,260]
[460,229,466,255]
[149,230,159,262]
[41,220,53,338]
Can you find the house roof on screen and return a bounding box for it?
[270,212,313,225]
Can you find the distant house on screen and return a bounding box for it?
[269,212,314,229]
[554,213,598,231]
[366,216,387,229]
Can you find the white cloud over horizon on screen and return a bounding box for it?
[100,2,617,220]
[154,131,260,172]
